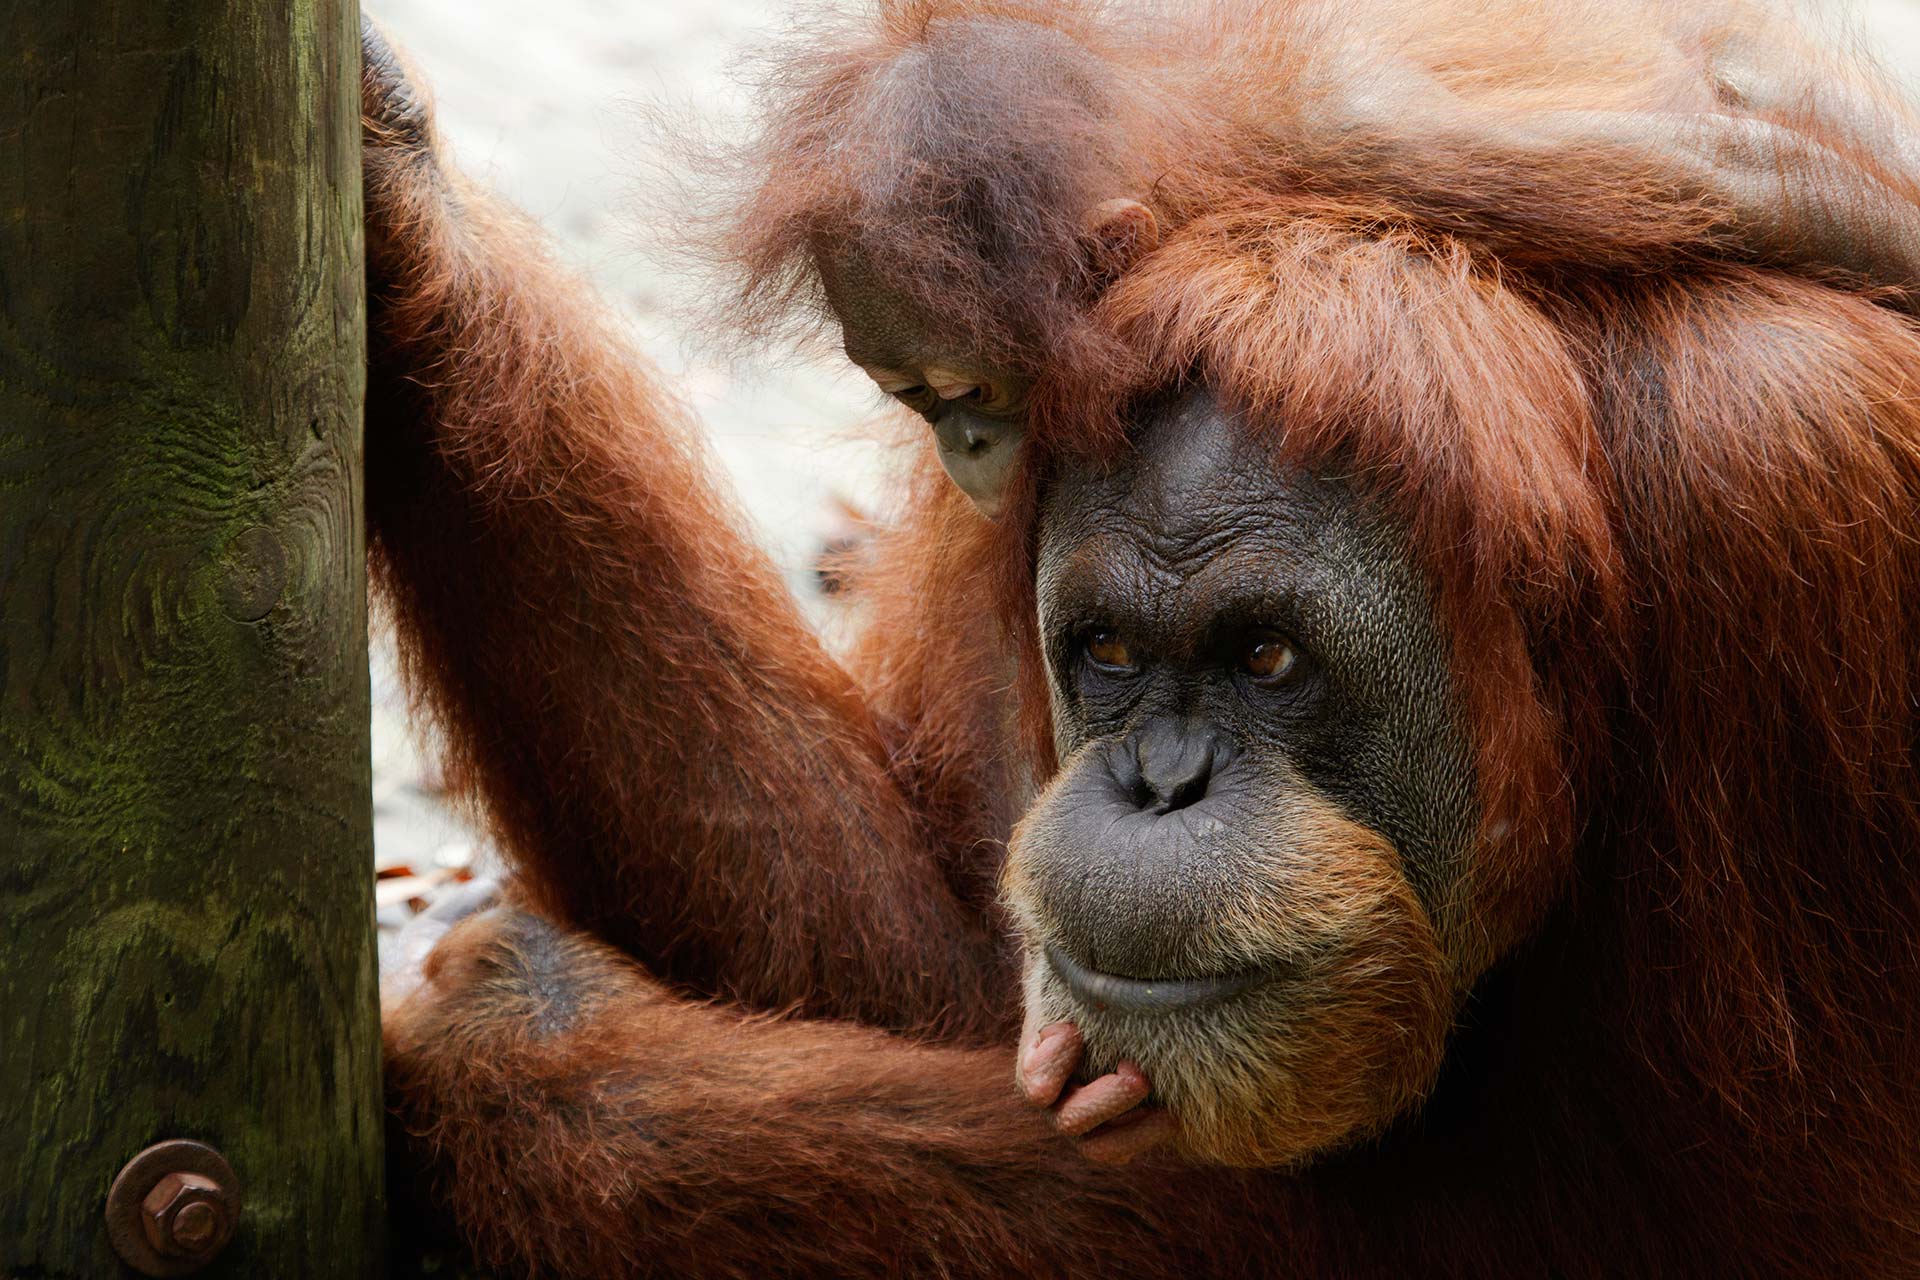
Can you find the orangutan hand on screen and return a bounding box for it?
[360,16,437,161]
[359,15,450,275]
[1016,1020,1178,1165]
[380,876,503,1011]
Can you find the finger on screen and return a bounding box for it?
[1017,1022,1083,1106]
[360,12,392,65]
[1053,1060,1150,1137]
[359,17,434,151]
[381,876,503,995]
[1081,1107,1177,1166]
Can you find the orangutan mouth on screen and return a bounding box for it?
[1045,945,1265,1015]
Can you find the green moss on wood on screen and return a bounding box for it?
[0,0,382,1274]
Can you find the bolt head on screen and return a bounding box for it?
[170,1200,218,1250]
[140,1171,230,1259]
[106,1140,241,1277]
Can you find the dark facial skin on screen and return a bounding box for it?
[819,250,1032,518]
[1004,390,1476,1165]
[1032,394,1475,952]
[816,200,1157,519]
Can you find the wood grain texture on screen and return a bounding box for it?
[0,1,382,1275]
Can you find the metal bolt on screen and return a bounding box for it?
[107,1139,240,1276]
[170,1200,218,1250]
[140,1172,230,1260]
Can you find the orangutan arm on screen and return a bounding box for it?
[1457,104,1920,289]
[1304,43,1920,294]
[384,908,1233,1280]
[359,25,1008,1036]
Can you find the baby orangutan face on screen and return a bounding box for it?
[1005,391,1488,1168]
[819,245,1034,518]
[817,198,1158,519]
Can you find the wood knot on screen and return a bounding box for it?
[218,526,287,622]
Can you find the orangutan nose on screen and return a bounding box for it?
[1115,721,1223,815]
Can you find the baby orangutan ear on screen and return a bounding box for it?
[1081,198,1161,288]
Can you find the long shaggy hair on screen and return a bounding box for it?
[703,0,1920,370]
[773,0,1920,1258]
[372,1,1920,1271]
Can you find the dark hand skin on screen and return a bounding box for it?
[359,17,443,274]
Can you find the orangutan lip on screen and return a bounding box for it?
[1045,945,1262,1015]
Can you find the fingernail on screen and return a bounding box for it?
[1024,1028,1064,1069]
[1021,1026,1072,1099]
[1027,1023,1071,1064]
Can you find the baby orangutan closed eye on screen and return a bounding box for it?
[816,193,1159,518]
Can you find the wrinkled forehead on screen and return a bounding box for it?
[1038,392,1368,579]
[1034,392,1448,724]
[816,246,934,371]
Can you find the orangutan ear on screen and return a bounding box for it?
[1081,198,1160,287]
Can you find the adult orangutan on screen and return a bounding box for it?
[366,2,1920,1276]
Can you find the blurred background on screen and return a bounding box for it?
[364,0,1920,932]
[367,0,904,925]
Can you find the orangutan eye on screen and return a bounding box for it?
[890,385,938,414]
[1083,629,1136,671]
[961,379,1028,415]
[1241,634,1299,683]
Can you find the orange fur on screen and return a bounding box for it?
[369,3,1920,1274]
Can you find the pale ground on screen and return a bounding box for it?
[367,0,1920,928]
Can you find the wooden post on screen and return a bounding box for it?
[0,1,383,1275]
